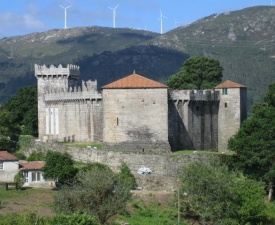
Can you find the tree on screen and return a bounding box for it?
[229,104,275,182]
[167,56,223,90]
[228,84,275,200]
[180,159,267,225]
[43,151,78,185]
[118,162,137,189]
[54,163,132,225]
[0,109,20,150]
[2,85,38,136]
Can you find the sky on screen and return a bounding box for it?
[0,0,273,38]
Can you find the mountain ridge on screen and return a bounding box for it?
[0,6,275,112]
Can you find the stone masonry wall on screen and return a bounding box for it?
[24,142,208,191]
[103,88,170,153]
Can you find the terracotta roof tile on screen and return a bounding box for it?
[215,80,246,89]
[102,73,168,89]
[0,151,18,161]
[19,161,45,171]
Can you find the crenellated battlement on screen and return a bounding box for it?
[44,91,102,102]
[35,64,80,78]
[169,89,220,101]
[44,79,101,102]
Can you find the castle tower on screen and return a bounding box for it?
[215,80,247,151]
[34,64,80,141]
[102,73,171,153]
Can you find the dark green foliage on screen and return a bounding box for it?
[50,213,99,225]
[12,151,26,160]
[18,135,33,150]
[264,83,275,107]
[180,159,267,225]
[118,163,137,189]
[43,151,78,185]
[167,56,223,90]
[14,171,25,189]
[0,109,20,150]
[54,163,132,224]
[228,83,275,197]
[228,104,275,183]
[2,85,38,136]
[26,150,46,161]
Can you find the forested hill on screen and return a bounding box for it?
[0,6,275,112]
[156,6,275,112]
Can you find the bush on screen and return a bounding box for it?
[118,163,137,189]
[54,163,132,224]
[51,213,99,225]
[26,150,46,161]
[180,159,268,224]
[14,171,25,189]
[18,135,33,150]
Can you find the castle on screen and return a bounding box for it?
[35,64,247,152]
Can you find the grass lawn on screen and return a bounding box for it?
[59,142,102,149]
[0,185,55,216]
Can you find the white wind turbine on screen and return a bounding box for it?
[59,4,71,29]
[159,10,167,34]
[108,4,119,28]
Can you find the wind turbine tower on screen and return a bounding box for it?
[159,10,167,34]
[108,4,119,28]
[59,4,71,29]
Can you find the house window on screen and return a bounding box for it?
[31,172,41,182]
[225,102,228,108]
[222,88,228,95]
[0,162,3,170]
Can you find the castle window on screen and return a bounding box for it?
[117,117,119,126]
[225,102,228,108]
[222,88,228,95]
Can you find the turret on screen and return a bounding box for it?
[215,80,247,151]
[35,64,80,141]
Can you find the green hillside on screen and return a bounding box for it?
[157,6,275,112]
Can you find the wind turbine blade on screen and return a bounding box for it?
[67,5,72,9]
[115,4,119,9]
[108,7,113,10]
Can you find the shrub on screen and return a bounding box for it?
[18,135,33,150]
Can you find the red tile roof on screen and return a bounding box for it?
[215,80,246,89]
[102,73,168,89]
[19,161,45,171]
[0,151,18,161]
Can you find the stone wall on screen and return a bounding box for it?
[168,97,219,151]
[24,142,207,191]
[103,88,170,153]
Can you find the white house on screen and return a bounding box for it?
[19,161,55,188]
[0,151,19,183]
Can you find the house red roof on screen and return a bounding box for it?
[102,73,168,89]
[215,80,246,89]
[19,161,45,171]
[0,151,18,161]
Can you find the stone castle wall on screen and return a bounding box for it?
[168,90,220,150]
[103,88,170,153]
[35,64,246,152]
[24,142,208,191]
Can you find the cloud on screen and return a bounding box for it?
[0,12,49,37]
